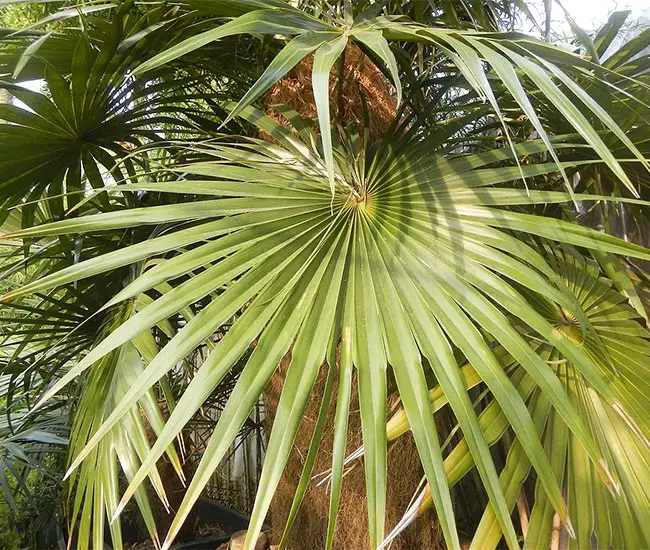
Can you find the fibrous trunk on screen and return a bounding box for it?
[264,361,443,550]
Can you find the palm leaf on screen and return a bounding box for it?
[389,245,650,549]
[5,110,650,549]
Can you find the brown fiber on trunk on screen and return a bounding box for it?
[263,43,398,142]
[263,358,443,550]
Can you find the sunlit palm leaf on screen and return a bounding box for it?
[134,0,649,200]
[4,108,650,549]
[389,246,650,549]
[66,306,182,550]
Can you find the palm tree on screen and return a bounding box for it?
[1,1,650,549]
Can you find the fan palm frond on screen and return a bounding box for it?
[4,109,650,549]
[380,244,650,549]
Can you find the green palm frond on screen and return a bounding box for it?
[66,307,181,550]
[385,245,650,549]
[0,2,232,226]
[4,108,650,549]
[135,0,649,201]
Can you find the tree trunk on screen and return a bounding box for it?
[263,359,444,550]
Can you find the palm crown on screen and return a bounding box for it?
[1,1,650,549]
